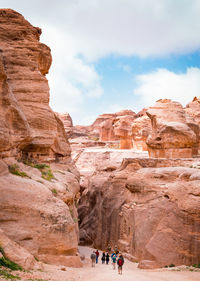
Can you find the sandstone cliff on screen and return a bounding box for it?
[146,99,199,158]
[0,9,70,161]
[78,157,200,268]
[0,9,80,268]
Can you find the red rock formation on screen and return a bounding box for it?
[185,97,200,152]
[113,115,135,149]
[0,9,81,268]
[78,157,200,268]
[0,9,70,161]
[56,112,73,137]
[146,99,199,158]
[132,115,151,151]
[99,119,117,141]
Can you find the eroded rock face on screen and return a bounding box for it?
[78,158,200,268]
[0,9,70,160]
[185,97,200,152]
[132,115,151,151]
[146,99,199,158]
[113,115,135,149]
[56,112,73,137]
[0,9,81,268]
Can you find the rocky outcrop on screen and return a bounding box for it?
[0,9,70,161]
[78,157,200,268]
[146,99,199,158]
[132,115,151,151]
[113,115,135,149]
[56,112,73,137]
[0,228,37,270]
[185,97,200,152]
[0,9,81,268]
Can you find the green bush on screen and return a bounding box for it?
[193,263,200,268]
[169,263,175,267]
[34,164,49,170]
[41,169,55,181]
[8,164,30,178]
[0,257,22,271]
[51,188,57,195]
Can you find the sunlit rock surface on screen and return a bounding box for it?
[146,99,199,158]
[0,9,81,268]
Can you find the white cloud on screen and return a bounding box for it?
[133,67,200,108]
[42,25,103,116]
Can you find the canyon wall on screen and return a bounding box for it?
[78,157,200,268]
[0,9,81,268]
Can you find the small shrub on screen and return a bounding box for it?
[41,169,55,181]
[193,263,200,268]
[8,164,30,178]
[51,188,58,195]
[169,264,175,267]
[0,268,20,280]
[34,164,49,170]
[0,257,23,271]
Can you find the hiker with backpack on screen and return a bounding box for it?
[117,254,124,274]
[111,252,117,269]
[90,251,96,267]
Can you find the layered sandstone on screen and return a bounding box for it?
[146,99,199,158]
[56,112,73,137]
[0,9,80,268]
[78,157,200,268]
[0,9,70,161]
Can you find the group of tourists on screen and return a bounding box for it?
[90,249,124,275]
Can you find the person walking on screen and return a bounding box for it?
[95,249,99,263]
[111,252,117,269]
[91,251,96,267]
[117,254,124,274]
[101,251,106,264]
[105,252,110,265]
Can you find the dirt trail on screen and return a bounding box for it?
[1,246,199,281]
[77,246,200,281]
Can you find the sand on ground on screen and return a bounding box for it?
[1,246,199,281]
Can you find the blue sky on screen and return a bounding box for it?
[1,0,200,124]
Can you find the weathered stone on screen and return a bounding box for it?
[56,112,73,137]
[146,99,199,158]
[132,115,151,151]
[78,160,200,268]
[0,228,36,270]
[0,9,70,161]
[113,115,135,149]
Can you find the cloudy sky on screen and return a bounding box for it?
[1,0,200,124]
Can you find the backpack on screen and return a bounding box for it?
[118,258,123,266]
[113,256,116,263]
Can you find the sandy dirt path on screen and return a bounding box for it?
[1,246,199,281]
[77,246,200,281]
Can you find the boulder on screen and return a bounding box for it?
[146,99,199,158]
[0,228,36,270]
